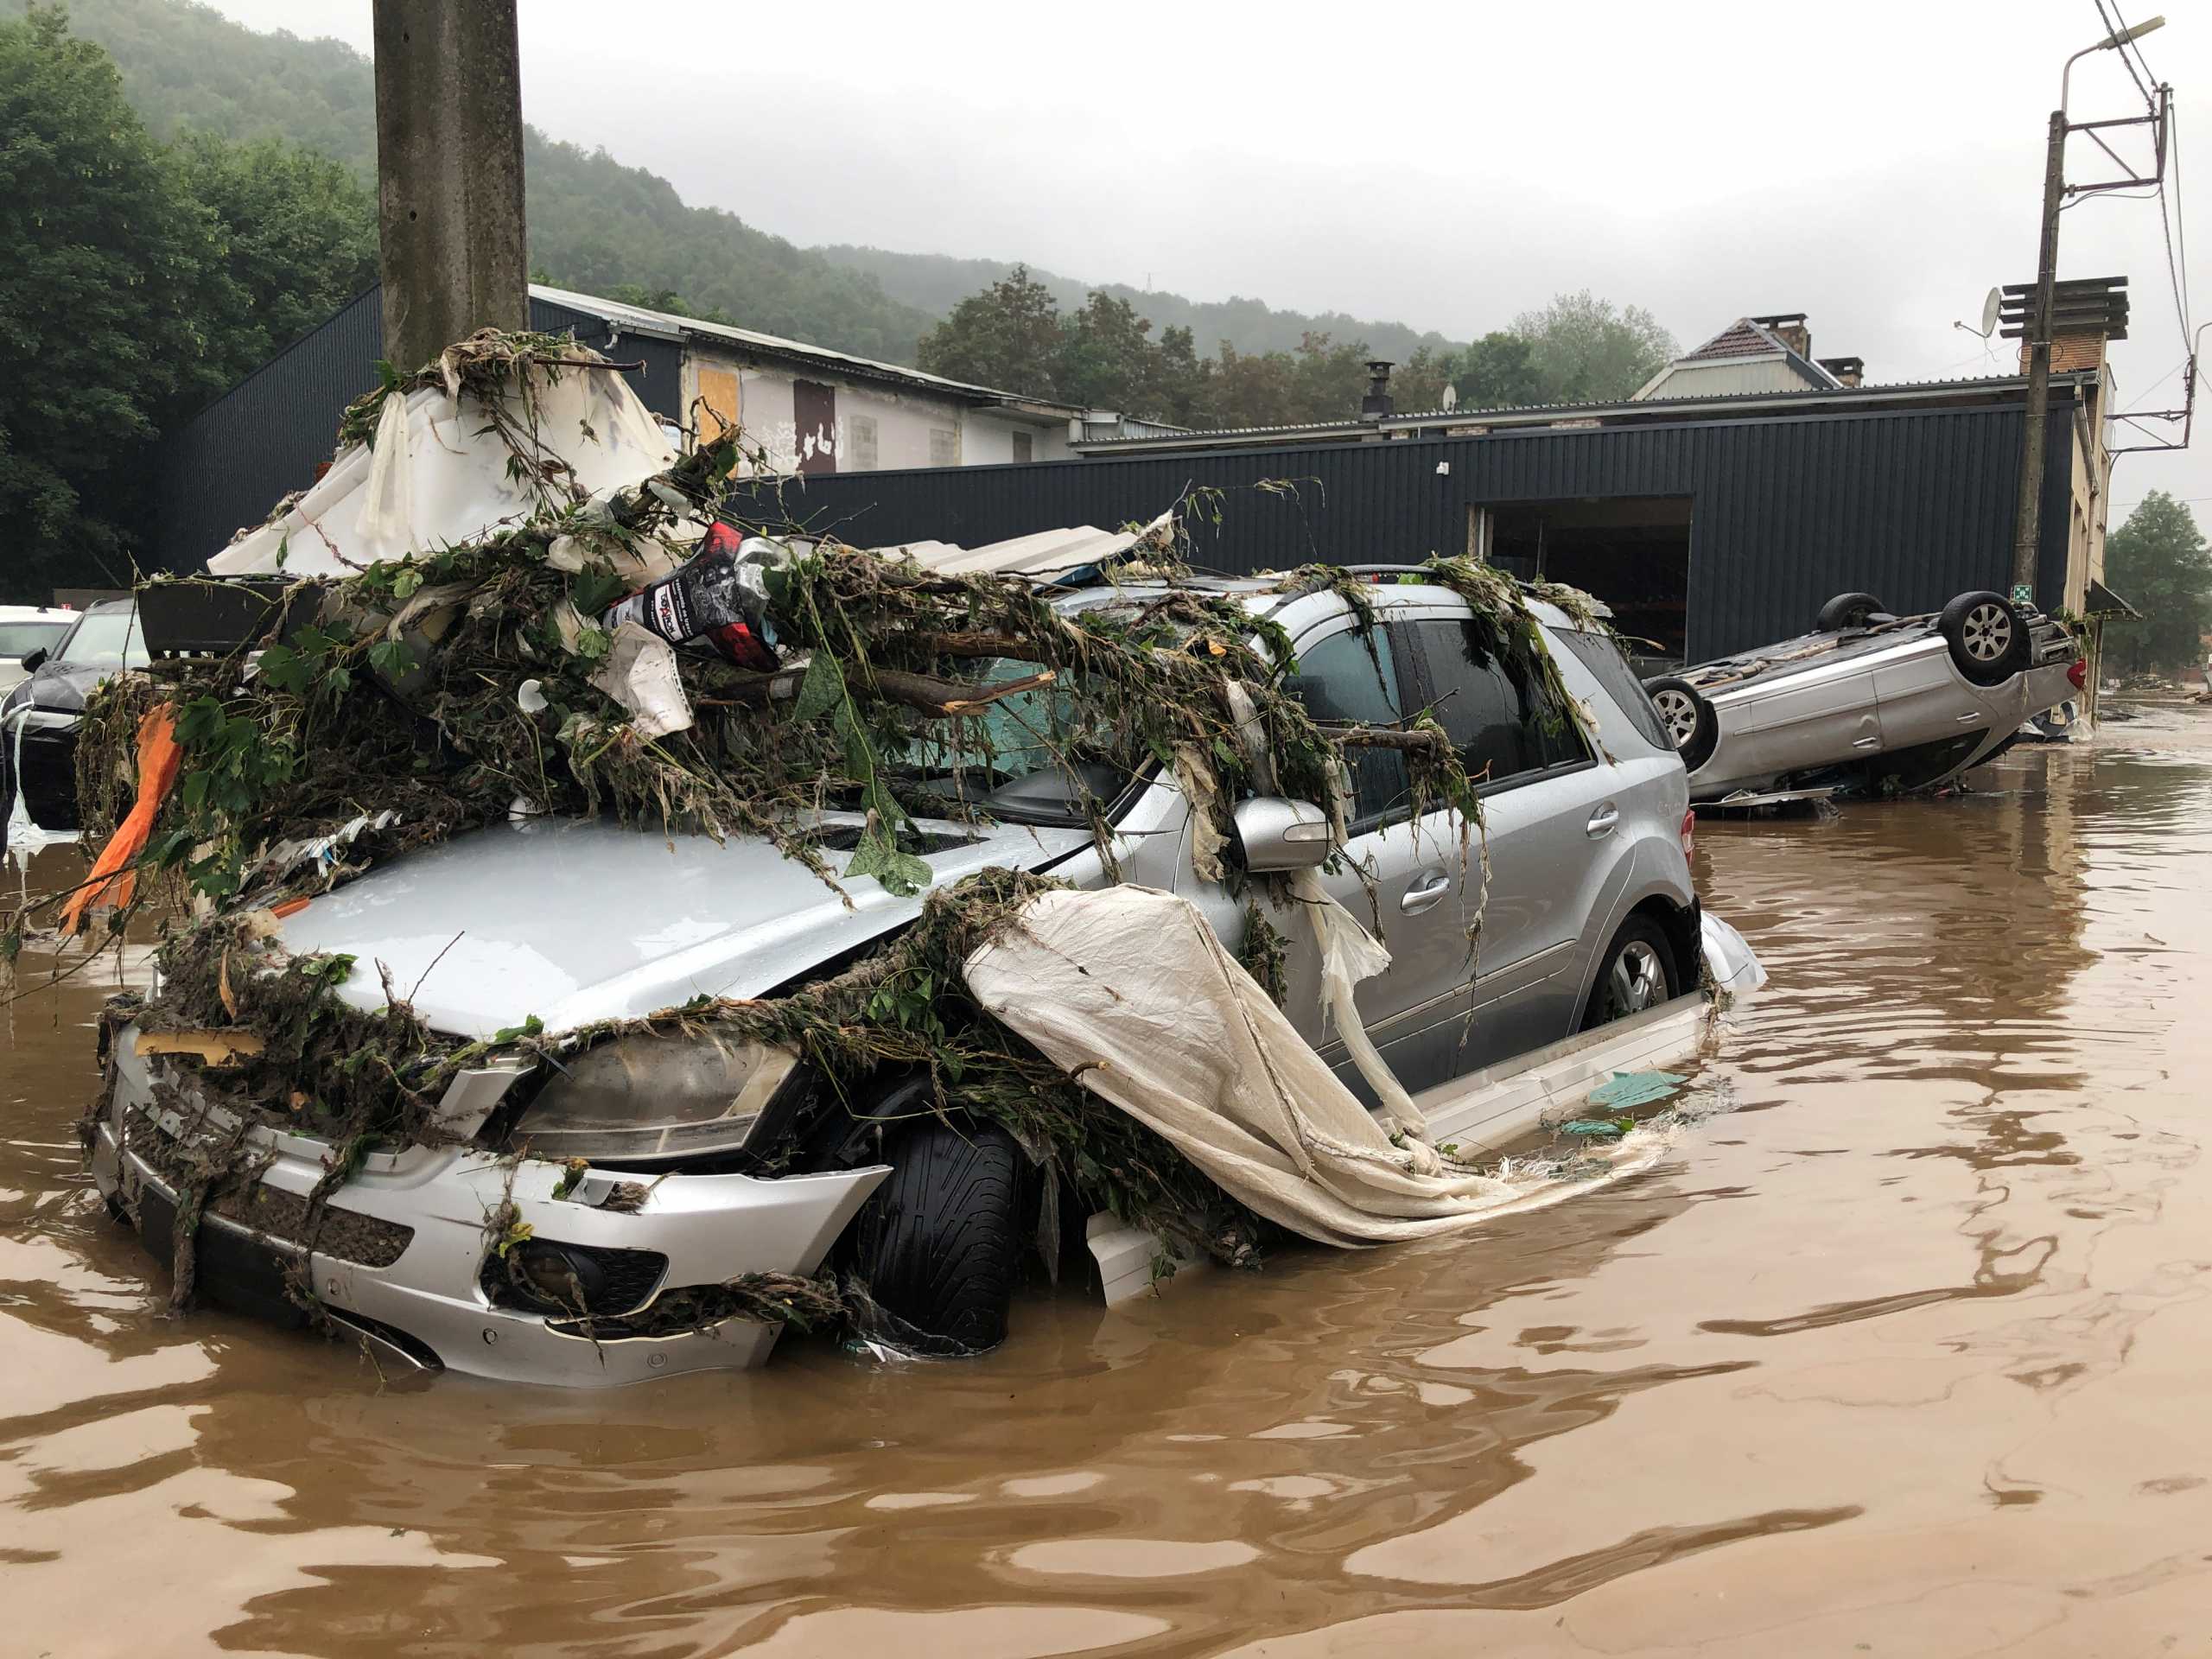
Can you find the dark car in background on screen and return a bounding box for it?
[0,600,145,835]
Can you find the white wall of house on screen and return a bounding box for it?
[682,348,1065,474]
[1634,357,1820,401]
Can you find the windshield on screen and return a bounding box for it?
[0,620,69,658]
[898,655,1139,825]
[55,609,148,671]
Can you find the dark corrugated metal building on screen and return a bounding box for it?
[152,285,683,575]
[725,375,2098,664]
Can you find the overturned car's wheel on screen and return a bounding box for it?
[853,1118,1022,1351]
[1581,916,1677,1031]
[1815,590,1886,632]
[1939,590,2030,686]
[1643,677,1718,772]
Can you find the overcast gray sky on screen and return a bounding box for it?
[210,0,2206,522]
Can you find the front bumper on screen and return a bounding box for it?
[88,1029,888,1387]
[2,703,82,832]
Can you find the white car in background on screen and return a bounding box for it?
[0,605,73,696]
[1643,589,2085,804]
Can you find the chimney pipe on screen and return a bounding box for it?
[1361,359,1395,422]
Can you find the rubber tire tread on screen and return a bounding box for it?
[1580,914,1679,1033]
[855,1119,1023,1351]
[1642,677,1719,772]
[1815,591,1885,632]
[1938,590,2031,686]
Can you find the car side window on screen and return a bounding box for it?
[1282,626,1410,830]
[1407,619,1586,788]
[1556,627,1674,750]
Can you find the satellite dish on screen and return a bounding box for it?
[1980,287,2002,338]
[1440,384,1459,410]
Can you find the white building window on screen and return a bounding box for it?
[1012,431,1033,464]
[847,415,879,471]
[929,428,958,467]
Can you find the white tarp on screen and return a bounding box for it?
[967,884,1628,1247]
[208,365,677,578]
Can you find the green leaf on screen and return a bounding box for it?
[569,570,628,613]
[573,626,611,663]
[390,567,423,600]
[257,644,310,694]
[490,1014,545,1046]
[793,652,847,721]
[366,638,417,678]
[844,830,933,897]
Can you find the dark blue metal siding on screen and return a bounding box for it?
[152,287,678,575]
[732,397,2080,660]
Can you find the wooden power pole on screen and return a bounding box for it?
[372,0,529,372]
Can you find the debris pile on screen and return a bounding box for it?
[19,330,1624,1313]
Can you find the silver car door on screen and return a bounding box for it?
[1262,616,1471,1098]
[1398,609,1633,1065]
[1870,632,1991,749]
[1726,646,1885,774]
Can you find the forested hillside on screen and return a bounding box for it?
[64,0,938,361]
[817,245,1463,365]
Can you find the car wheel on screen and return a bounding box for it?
[1815,591,1886,632]
[852,1117,1022,1351]
[1939,590,2031,685]
[1581,917,1677,1031]
[1642,677,1718,772]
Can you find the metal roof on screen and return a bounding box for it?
[531,283,1077,419]
[1069,371,2101,453]
[875,511,1176,578]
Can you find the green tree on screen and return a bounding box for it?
[0,4,231,596]
[1512,291,1676,404]
[1388,345,1453,414]
[2101,493,2212,676]
[915,264,1065,397]
[1452,331,1542,409]
[1055,290,1160,411]
[168,130,377,392]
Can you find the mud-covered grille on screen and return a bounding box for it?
[479,1241,668,1317]
[124,1116,413,1268]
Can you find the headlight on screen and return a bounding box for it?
[508,1033,800,1166]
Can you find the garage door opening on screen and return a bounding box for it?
[1472,497,1693,668]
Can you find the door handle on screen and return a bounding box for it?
[1586,804,1619,837]
[1400,871,1451,913]
[1852,734,1881,749]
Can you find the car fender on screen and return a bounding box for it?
[1570,836,1699,1013]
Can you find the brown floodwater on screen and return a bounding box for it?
[9,710,2212,1656]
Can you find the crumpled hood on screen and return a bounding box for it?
[18,661,105,715]
[276,815,1092,1039]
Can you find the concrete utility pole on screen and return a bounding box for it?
[2010,109,2067,607]
[372,0,529,372]
[2012,14,2167,607]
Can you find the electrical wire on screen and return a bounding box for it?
[2097,0,2161,115]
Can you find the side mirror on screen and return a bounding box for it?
[1232,796,1332,873]
[17,647,47,673]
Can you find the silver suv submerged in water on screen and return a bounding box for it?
[89,573,1739,1385]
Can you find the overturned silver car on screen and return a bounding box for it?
[1643,589,2083,804]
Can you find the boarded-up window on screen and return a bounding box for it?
[794,380,836,474]
[1012,431,1033,464]
[695,365,741,443]
[929,428,958,467]
[847,415,879,471]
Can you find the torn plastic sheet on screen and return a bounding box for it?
[245,809,402,887]
[588,622,694,740]
[208,361,676,578]
[968,884,1677,1248]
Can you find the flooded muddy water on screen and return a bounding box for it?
[9,715,2212,1656]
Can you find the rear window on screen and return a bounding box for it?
[1557,628,1673,751]
[0,620,68,657]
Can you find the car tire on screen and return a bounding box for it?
[1815,591,1886,632]
[1939,590,2030,685]
[1643,677,1718,772]
[1581,915,1678,1032]
[852,1117,1023,1351]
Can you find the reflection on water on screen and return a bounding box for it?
[9,729,2212,1655]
